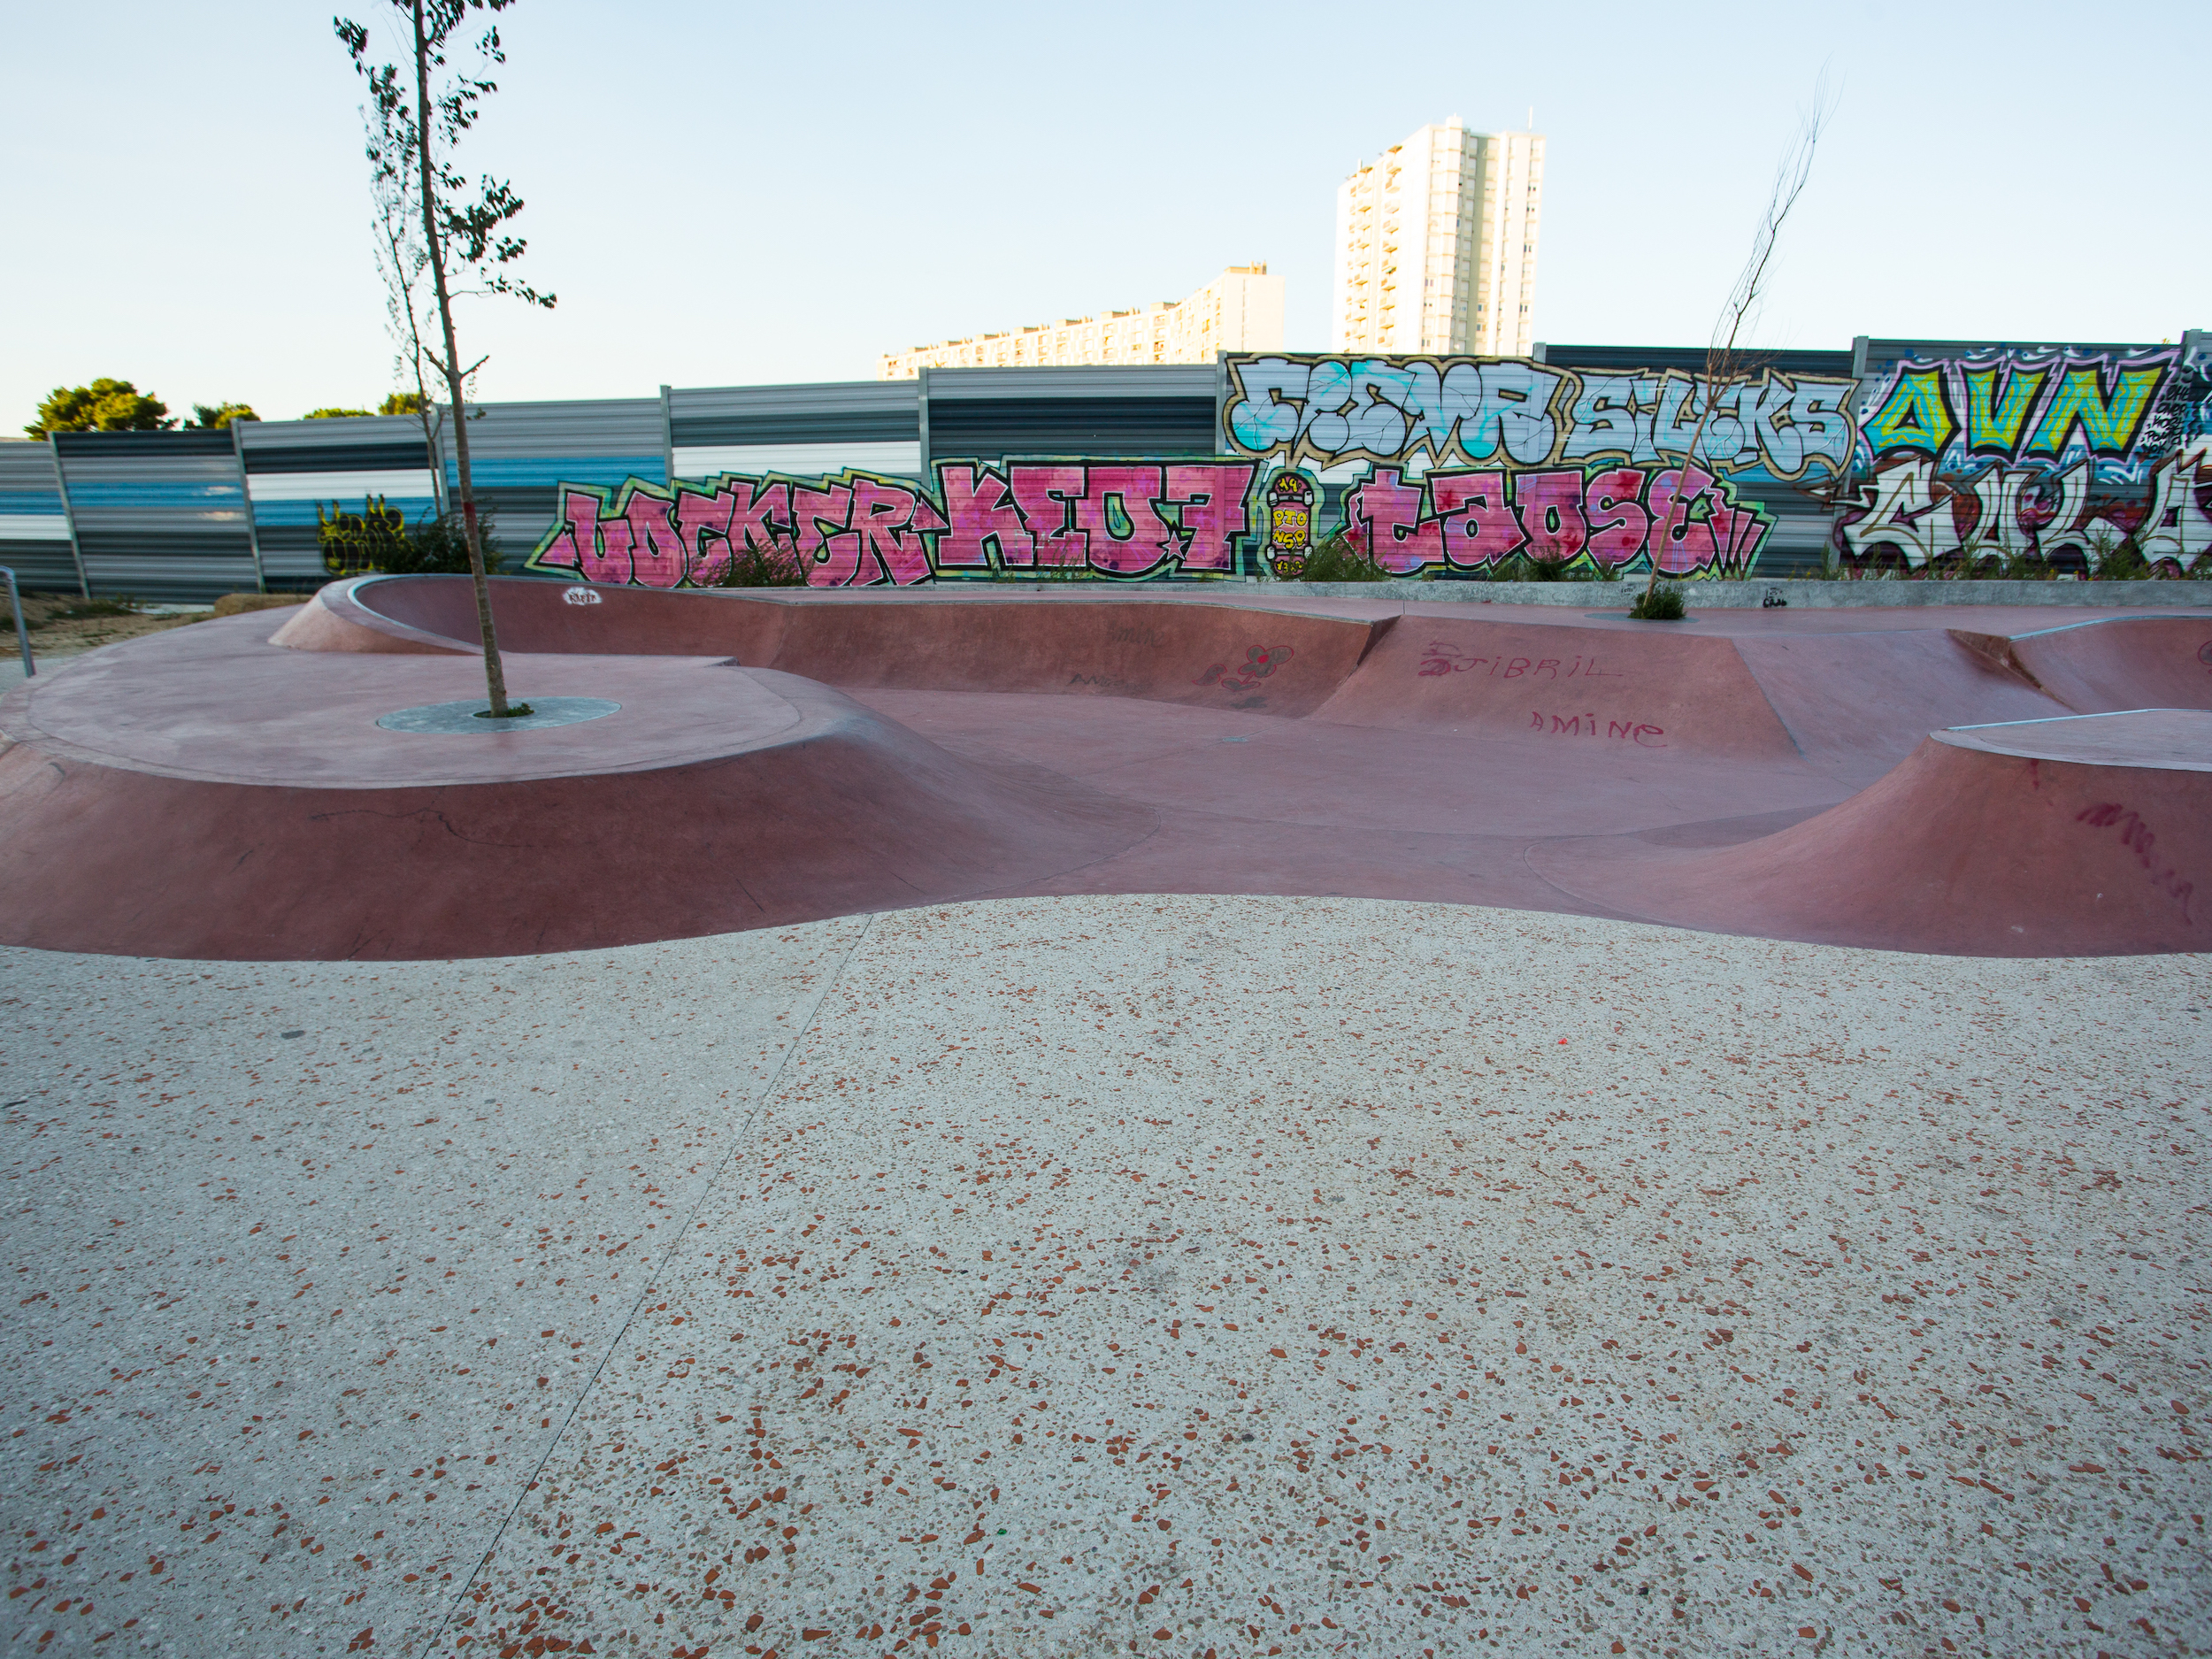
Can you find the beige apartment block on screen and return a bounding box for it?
[1333,119,1543,357]
[879,266,1285,379]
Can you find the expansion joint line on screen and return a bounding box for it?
[421,912,879,1657]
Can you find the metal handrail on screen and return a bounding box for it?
[1,567,30,678]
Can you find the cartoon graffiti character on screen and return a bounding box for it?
[1266,469,1316,579]
[1193,644,1296,692]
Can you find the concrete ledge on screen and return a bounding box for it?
[1247,577,2212,608]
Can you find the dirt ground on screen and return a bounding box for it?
[8,593,304,660]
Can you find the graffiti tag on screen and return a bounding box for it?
[1348,465,1773,577]
[1223,355,1855,483]
[528,461,1256,588]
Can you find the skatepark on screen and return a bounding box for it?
[4,577,2209,962]
[2,580,2208,1656]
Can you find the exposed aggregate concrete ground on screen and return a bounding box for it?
[1,896,2207,1658]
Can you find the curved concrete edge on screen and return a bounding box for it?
[1257,577,2212,608]
[0,676,1156,961]
[2003,614,2212,713]
[1935,708,2212,772]
[1531,730,2212,956]
[269,577,473,655]
[319,576,1388,718]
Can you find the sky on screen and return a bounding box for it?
[4,0,2206,426]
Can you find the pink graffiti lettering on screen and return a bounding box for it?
[1583,466,1653,570]
[726,479,792,560]
[542,490,628,584]
[1514,470,1590,566]
[848,478,942,587]
[1428,470,1526,568]
[1646,465,1765,577]
[1346,467,1442,574]
[1164,464,1254,572]
[790,482,856,584]
[936,464,1034,569]
[1072,466,1178,576]
[612,493,687,588]
[1009,465,1088,570]
[672,484,739,583]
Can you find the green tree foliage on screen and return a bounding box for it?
[379,390,429,416]
[25,379,173,440]
[188,402,258,429]
[304,407,375,419]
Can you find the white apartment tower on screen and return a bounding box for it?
[1333,119,1544,357]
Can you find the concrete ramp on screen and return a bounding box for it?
[1732,629,2070,778]
[1995,616,2212,713]
[283,577,1379,718]
[1532,710,2212,956]
[1312,612,1802,759]
[0,625,1153,960]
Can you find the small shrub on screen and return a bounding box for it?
[2092,534,2151,581]
[319,496,503,579]
[1628,583,1687,621]
[1295,529,1390,583]
[713,539,809,588]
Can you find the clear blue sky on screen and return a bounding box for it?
[5,0,2204,424]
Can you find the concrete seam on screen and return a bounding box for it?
[419,910,879,1657]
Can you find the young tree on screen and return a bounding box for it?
[25,380,173,439]
[1640,83,1834,611]
[335,0,555,718]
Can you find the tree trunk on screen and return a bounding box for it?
[411,0,511,716]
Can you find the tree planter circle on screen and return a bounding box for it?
[375,697,618,734]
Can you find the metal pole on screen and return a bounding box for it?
[232,418,268,594]
[2,567,33,677]
[48,435,91,599]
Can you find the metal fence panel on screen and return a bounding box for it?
[240,415,442,589]
[441,398,664,567]
[52,431,257,600]
[671,381,920,481]
[0,441,79,592]
[926,366,1219,461]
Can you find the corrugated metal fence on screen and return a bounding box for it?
[7,334,2201,598]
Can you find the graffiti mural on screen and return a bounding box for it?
[1224,356,1854,480]
[1837,348,2212,572]
[1341,464,1774,577]
[1220,353,1855,577]
[527,461,1257,587]
[520,344,2209,587]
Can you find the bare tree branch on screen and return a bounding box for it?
[1645,73,1838,598]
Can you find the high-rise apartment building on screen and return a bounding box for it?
[1333,119,1544,357]
[879,266,1283,378]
